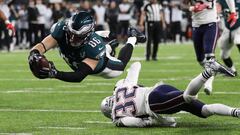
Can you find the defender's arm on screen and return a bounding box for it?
[114,117,158,127]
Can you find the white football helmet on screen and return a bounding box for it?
[100,96,114,119]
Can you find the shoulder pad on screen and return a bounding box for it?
[51,20,66,40]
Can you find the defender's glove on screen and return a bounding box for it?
[190,3,209,13]
[228,12,238,28]
[5,22,15,36]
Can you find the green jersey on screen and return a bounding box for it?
[218,0,240,30]
[51,20,107,73]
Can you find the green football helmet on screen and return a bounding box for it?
[66,11,95,47]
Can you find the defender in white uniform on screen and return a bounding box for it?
[182,0,237,95]
[100,62,237,127]
[217,0,240,76]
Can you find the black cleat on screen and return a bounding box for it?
[127,27,146,43]
[108,39,119,56]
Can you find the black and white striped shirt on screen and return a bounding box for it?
[143,3,163,22]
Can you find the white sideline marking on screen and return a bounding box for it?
[59,85,86,88]
[2,90,240,95]
[85,82,114,86]
[0,77,239,82]
[0,69,199,73]
[84,121,112,124]
[0,133,32,135]
[0,109,100,113]
[38,126,86,130]
[2,90,112,94]
[131,56,182,61]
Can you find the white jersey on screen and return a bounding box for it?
[112,84,153,120]
[191,0,218,27]
[110,62,176,127]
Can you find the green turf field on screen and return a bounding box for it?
[0,44,239,135]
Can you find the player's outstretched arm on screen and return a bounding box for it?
[30,35,58,54]
[114,117,157,127]
[125,62,141,85]
[28,35,58,79]
[114,116,176,127]
[54,58,96,82]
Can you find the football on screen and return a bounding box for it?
[38,56,50,69]
[30,55,50,79]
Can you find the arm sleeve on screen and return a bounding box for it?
[225,0,236,12]
[114,116,177,127]
[55,62,93,82]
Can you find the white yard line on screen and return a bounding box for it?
[0,108,194,116]
[0,133,32,135]
[0,77,239,82]
[37,126,86,130]
[84,121,112,124]
[0,109,100,113]
[1,90,240,95]
[1,90,112,94]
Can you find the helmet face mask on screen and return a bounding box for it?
[66,11,95,47]
[100,96,114,119]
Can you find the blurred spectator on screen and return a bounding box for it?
[44,3,53,34]
[79,0,97,21]
[0,0,11,51]
[18,4,29,49]
[93,0,106,31]
[35,0,47,42]
[27,0,39,47]
[105,1,119,39]
[61,1,73,19]
[8,3,19,51]
[139,0,165,61]
[170,0,182,44]
[52,3,64,23]
[162,0,170,43]
[118,0,133,42]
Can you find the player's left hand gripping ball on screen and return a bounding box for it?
[228,12,238,28]
[28,50,57,79]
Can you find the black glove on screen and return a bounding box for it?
[38,61,58,79]
[28,49,46,79]
[28,49,43,67]
[108,39,119,57]
[28,50,58,79]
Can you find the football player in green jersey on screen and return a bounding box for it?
[28,11,146,82]
[217,0,240,76]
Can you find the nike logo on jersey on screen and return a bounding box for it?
[99,46,104,50]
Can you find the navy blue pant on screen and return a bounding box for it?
[192,22,219,62]
[148,84,206,118]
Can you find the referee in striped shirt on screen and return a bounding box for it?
[139,0,165,61]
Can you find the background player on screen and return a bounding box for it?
[28,11,146,82]
[181,0,237,95]
[217,0,240,76]
[100,62,237,127]
[0,9,15,36]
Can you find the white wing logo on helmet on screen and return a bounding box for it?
[67,19,94,36]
